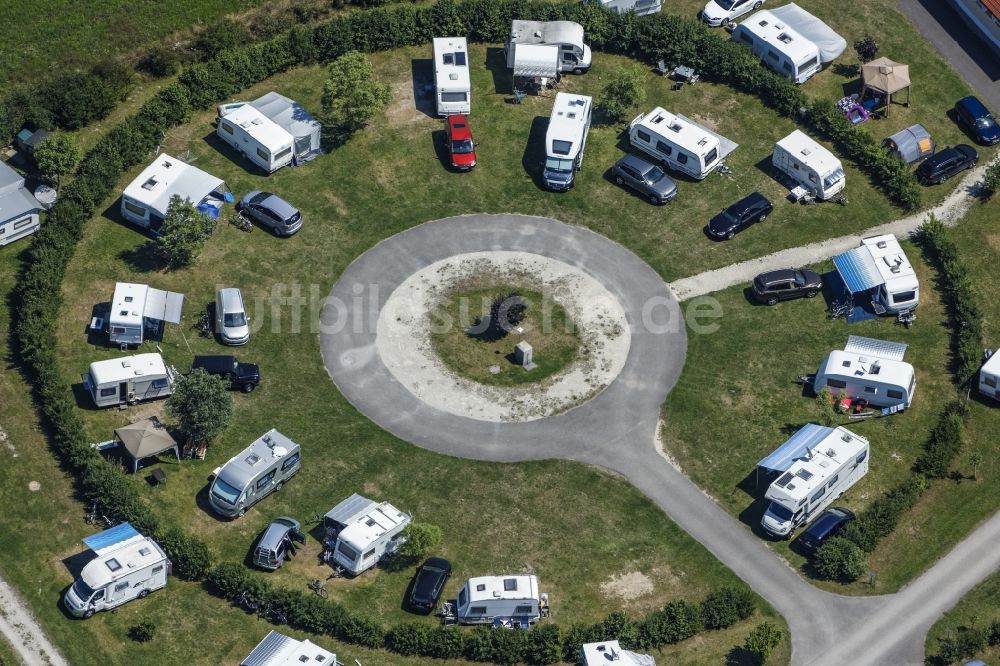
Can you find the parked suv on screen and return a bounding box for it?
[445,114,477,171]
[954,96,1000,146]
[916,145,978,185]
[407,557,452,613]
[216,288,250,345]
[611,154,678,205]
[751,268,822,305]
[793,507,855,556]
[252,517,305,570]
[706,192,772,240]
[190,355,260,392]
[238,192,303,236]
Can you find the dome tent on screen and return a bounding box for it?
[883,124,935,164]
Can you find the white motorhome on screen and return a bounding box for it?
[584,0,662,16]
[628,107,738,179]
[323,493,412,576]
[120,155,231,235]
[241,631,343,666]
[63,523,170,618]
[814,336,916,409]
[209,430,302,518]
[455,575,549,626]
[217,104,296,173]
[83,353,177,408]
[433,37,471,116]
[758,424,870,537]
[832,234,918,315]
[732,10,821,83]
[542,92,593,191]
[506,20,592,74]
[581,641,656,666]
[979,351,1000,402]
[772,130,846,200]
[107,282,185,347]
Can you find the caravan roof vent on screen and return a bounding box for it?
[567,112,577,119]
[669,122,683,132]
[795,469,814,481]
[503,578,518,591]
[841,360,852,368]
[263,434,274,447]
[449,73,458,80]
[124,296,133,303]
[533,30,542,38]
[120,310,129,316]
[476,584,486,592]
[698,137,709,146]
[758,19,769,27]
[870,361,881,375]
[141,177,158,191]
[777,32,792,44]
[139,547,151,556]
[272,446,287,458]
[245,452,262,466]
[826,448,838,457]
[122,360,132,368]
[842,432,852,442]
[106,558,122,572]
[800,147,812,156]
[877,240,888,249]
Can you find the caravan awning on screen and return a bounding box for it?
[757,424,834,473]
[82,522,143,556]
[677,113,739,161]
[143,288,185,324]
[324,493,377,527]
[513,44,559,79]
[833,245,882,293]
[844,335,908,361]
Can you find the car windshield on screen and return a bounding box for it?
[767,502,793,521]
[415,567,443,597]
[224,312,247,327]
[977,116,996,129]
[545,157,575,172]
[714,0,737,8]
[643,166,666,184]
[720,208,739,223]
[72,577,96,601]
[250,192,270,205]
[451,139,474,154]
[211,477,241,505]
[794,270,807,285]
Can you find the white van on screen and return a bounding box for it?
[628,107,737,179]
[433,37,471,116]
[63,523,170,618]
[506,21,592,74]
[542,93,593,191]
[83,353,177,408]
[773,130,845,200]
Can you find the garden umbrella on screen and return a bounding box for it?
[861,57,911,114]
[114,418,179,472]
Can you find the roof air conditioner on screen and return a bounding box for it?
[877,240,888,248]
[449,73,458,80]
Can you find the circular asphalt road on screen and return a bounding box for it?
[319,214,686,462]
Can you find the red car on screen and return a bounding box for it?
[445,114,476,171]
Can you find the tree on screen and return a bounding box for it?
[598,66,647,124]
[155,195,217,267]
[166,368,233,445]
[816,387,837,426]
[814,536,867,582]
[128,621,156,642]
[744,621,783,664]
[321,51,391,142]
[853,35,879,63]
[983,161,1000,200]
[394,522,442,565]
[33,134,80,193]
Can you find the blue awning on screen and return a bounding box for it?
[833,246,882,294]
[757,424,835,472]
[82,522,141,556]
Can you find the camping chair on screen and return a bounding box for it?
[672,81,684,91]
[656,60,669,76]
[512,88,527,104]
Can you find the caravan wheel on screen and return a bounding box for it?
[753,1,762,8]
[275,481,284,492]
[83,609,95,619]
[138,589,150,599]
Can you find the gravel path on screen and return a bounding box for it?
[0,574,67,666]
[668,157,995,301]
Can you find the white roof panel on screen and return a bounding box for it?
[338,501,410,550]
[844,335,908,362]
[241,630,337,666]
[739,10,820,62]
[512,44,560,78]
[765,426,868,503]
[144,287,185,324]
[220,105,294,152]
[89,353,168,386]
[776,130,842,173]
[122,155,225,219]
[582,641,656,666]
[433,37,471,90]
[465,575,540,603]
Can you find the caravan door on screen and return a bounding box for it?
[119,382,129,403]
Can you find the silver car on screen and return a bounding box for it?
[238,191,303,236]
[216,288,250,345]
[611,154,678,205]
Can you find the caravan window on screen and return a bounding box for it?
[891,291,916,304]
[864,386,877,394]
[514,605,533,614]
[551,140,573,156]
[458,588,468,608]
[677,153,689,165]
[124,201,146,217]
[363,549,376,560]
[887,389,904,399]
[656,140,672,156]
[808,173,819,184]
[256,147,269,161]
[636,129,651,143]
[115,582,129,592]
[704,147,718,165]
[221,122,234,135]
[767,50,779,63]
[470,606,487,616]
[256,470,276,490]
[827,474,839,489]
[336,540,359,563]
[782,61,793,73]
[274,147,292,161]
[739,31,753,45]
[281,452,300,470]
[985,376,997,389]
[152,565,164,575]
[798,56,819,74]
[441,92,468,103]
[826,379,847,389]
[151,378,168,389]
[100,387,117,397]
[810,487,825,503]
[855,450,868,465]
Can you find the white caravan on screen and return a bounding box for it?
[455,575,549,626]
[979,351,1000,402]
[772,130,846,200]
[324,493,411,576]
[814,336,915,409]
[506,20,592,74]
[732,9,821,83]
[84,353,177,408]
[581,641,656,666]
[833,234,919,314]
[208,430,302,518]
[107,282,185,347]
[542,92,593,191]
[217,104,296,173]
[120,154,230,235]
[584,0,662,16]
[0,160,43,247]
[628,107,738,179]
[241,630,343,666]
[433,37,471,116]
[63,523,170,618]
[759,424,870,537]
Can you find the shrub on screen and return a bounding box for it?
[853,35,879,63]
[40,71,119,130]
[988,619,1000,645]
[464,626,528,664]
[933,626,987,665]
[392,522,442,566]
[593,611,639,649]
[342,613,386,648]
[816,387,837,426]
[984,161,1000,199]
[139,45,182,77]
[156,526,214,580]
[128,621,156,642]
[321,51,391,143]
[598,65,647,124]
[744,621,783,664]
[914,401,968,479]
[387,622,432,655]
[155,195,218,267]
[166,368,234,445]
[700,586,755,630]
[193,19,252,59]
[841,475,927,553]
[206,562,253,600]
[524,623,563,665]
[637,599,702,647]
[561,623,595,663]
[33,134,80,192]
[813,537,867,582]
[427,625,466,659]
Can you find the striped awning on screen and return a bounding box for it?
[757,424,834,472]
[844,335,908,361]
[833,245,882,293]
[82,523,143,556]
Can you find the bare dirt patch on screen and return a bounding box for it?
[600,571,655,601]
[385,79,433,128]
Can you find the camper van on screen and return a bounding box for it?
[581,641,656,666]
[979,351,1000,402]
[759,424,870,538]
[323,493,412,576]
[433,37,471,116]
[208,430,301,518]
[814,336,915,409]
[833,234,919,314]
[628,107,736,179]
[107,282,185,346]
[506,20,592,74]
[217,105,295,173]
[732,10,821,83]
[83,353,177,408]
[772,130,846,200]
[542,93,593,191]
[63,523,170,618]
[454,575,549,625]
[241,631,342,666]
[584,0,662,16]
[120,155,230,235]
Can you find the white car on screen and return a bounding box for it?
[216,287,250,346]
[701,0,764,26]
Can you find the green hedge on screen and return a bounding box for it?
[914,400,969,479]
[839,475,927,554]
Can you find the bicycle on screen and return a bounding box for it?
[194,311,213,338]
[238,590,260,613]
[85,501,116,528]
[259,603,288,624]
[229,210,253,233]
[307,579,329,598]
[828,300,853,320]
[896,309,916,329]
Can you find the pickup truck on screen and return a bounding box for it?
[190,355,260,393]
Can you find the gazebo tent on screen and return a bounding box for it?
[883,124,935,163]
[861,57,911,115]
[114,419,179,472]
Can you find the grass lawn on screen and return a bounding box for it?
[431,287,579,385]
[0,634,22,666]
[925,568,1000,665]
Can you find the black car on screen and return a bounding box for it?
[407,557,452,613]
[191,355,261,392]
[611,154,678,205]
[954,95,1000,146]
[794,507,855,556]
[706,192,772,240]
[238,191,303,236]
[916,145,978,185]
[751,268,823,305]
